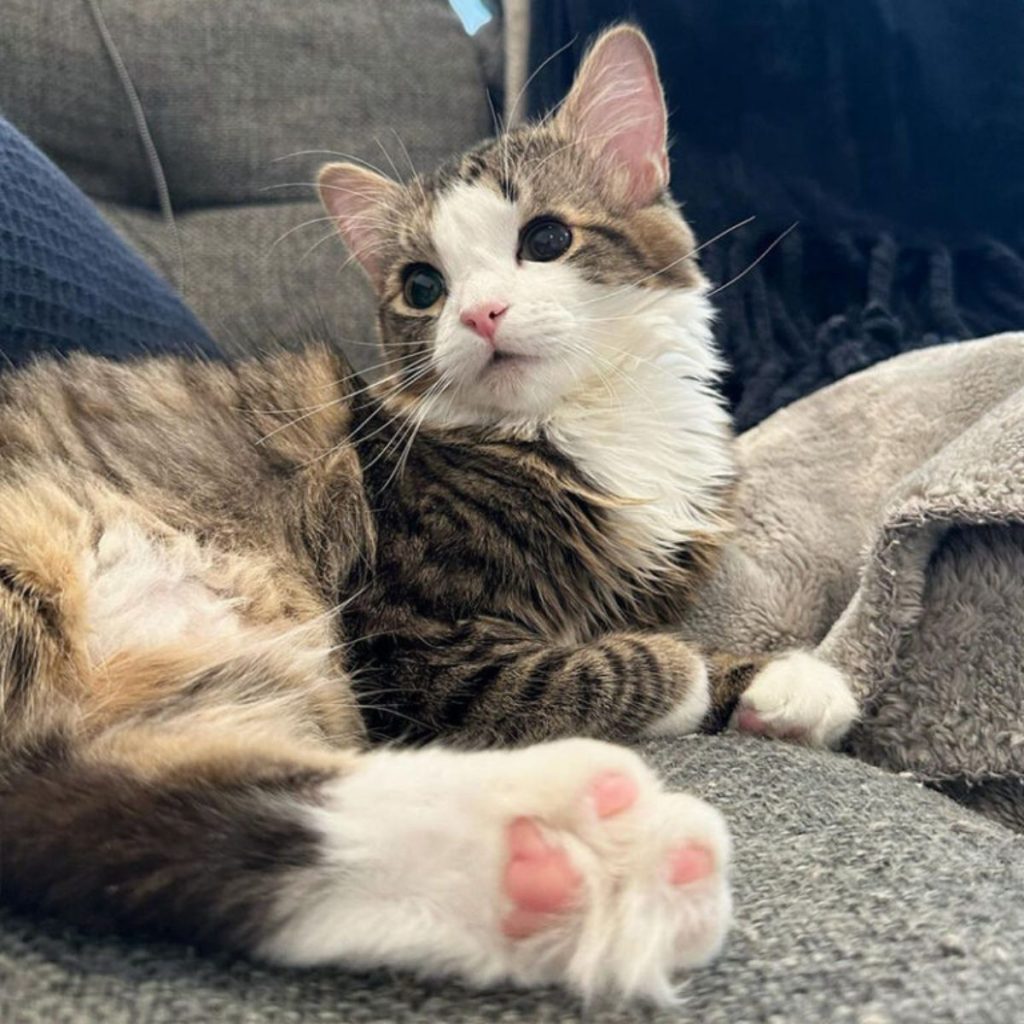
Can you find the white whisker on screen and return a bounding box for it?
[576,215,756,308]
[707,223,798,297]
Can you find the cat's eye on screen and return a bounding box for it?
[519,218,573,263]
[402,264,445,309]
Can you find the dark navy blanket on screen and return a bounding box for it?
[527,0,1024,429]
[0,118,217,367]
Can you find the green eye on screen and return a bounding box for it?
[519,218,573,262]
[402,264,445,309]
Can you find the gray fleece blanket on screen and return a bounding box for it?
[682,332,1024,829]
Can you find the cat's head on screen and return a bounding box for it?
[319,25,715,425]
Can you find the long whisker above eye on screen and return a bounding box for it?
[300,227,349,263]
[485,87,504,140]
[264,195,396,262]
[268,150,394,179]
[706,223,798,298]
[301,227,388,265]
[373,136,405,186]
[332,242,389,278]
[265,215,339,256]
[389,127,428,207]
[575,215,756,308]
[260,181,395,207]
[506,35,578,126]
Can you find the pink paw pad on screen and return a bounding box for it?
[735,704,769,735]
[501,818,580,939]
[736,703,805,740]
[589,771,639,819]
[668,842,715,886]
[500,773,640,941]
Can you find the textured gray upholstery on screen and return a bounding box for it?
[96,199,379,356]
[3,738,1022,1024]
[1,0,493,208]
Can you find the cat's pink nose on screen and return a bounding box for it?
[460,301,508,344]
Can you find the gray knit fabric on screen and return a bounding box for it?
[0,0,492,209]
[681,332,1024,827]
[3,736,1023,1024]
[96,199,380,364]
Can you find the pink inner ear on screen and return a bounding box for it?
[318,166,397,283]
[568,32,669,206]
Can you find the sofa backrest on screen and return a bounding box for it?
[0,0,494,209]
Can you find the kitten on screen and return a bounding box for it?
[0,26,856,1002]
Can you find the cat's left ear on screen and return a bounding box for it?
[556,25,669,207]
[318,162,401,289]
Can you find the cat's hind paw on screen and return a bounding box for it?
[489,742,731,1002]
[263,738,731,1004]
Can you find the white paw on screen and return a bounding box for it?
[261,739,731,1004]
[731,650,858,748]
[645,654,710,736]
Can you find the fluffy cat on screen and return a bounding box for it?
[0,26,857,1002]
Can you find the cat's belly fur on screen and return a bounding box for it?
[0,348,373,749]
[0,477,362,752]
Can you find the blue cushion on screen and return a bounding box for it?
[0,117,218,365]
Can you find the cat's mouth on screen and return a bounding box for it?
[479,349,539,377]
[491,350,535,364]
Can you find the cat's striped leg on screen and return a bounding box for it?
[2,726,730,1002]
[357,624,712,746]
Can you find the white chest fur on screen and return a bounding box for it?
[546,291,734,577]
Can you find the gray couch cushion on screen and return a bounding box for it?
[0,0,492,209]
[96,199,379,365]
[3,737,1022,1024]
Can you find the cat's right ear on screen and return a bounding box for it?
[555,26,669,208]
[318,162,401,289]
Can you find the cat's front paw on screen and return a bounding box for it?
[730,650,858,747]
